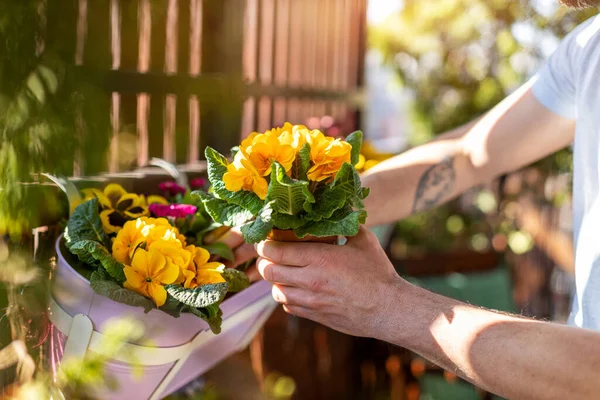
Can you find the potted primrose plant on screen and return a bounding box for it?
[198,123,369,245]
[49,181,276,400]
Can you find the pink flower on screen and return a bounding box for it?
[190,177,207,190]
[149,203,197,218]
[158,181,187,196]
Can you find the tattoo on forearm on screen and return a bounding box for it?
[412,156,456,213]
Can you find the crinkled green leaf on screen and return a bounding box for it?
[204,147,263,214]
[68,239,126,282]
[159,295,186,318]
[332,162,366,209]
[294,208,367,238]
[308,185,346,222]
[202,242,235,262]
[166,282,228,308]
[65,198,108,248]
[267,162,315,215]
[241,202,275,244]
[272,213,306,230]
[221,268,250,292]
[189,305,223,334]
[90,270,154,312]
[194,191,254,227]
[294,143,311,181]
[345,131,363,166]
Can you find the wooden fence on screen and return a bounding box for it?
[50,0,367,176]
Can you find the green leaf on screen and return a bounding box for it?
[189,306,223,334]
[345,131,363,166]
[294,208,367,238]
[221,268,250,292]
[204,147,263,215]
[307,185,346,222]
[65,198,108,248]
[294,143,311,181]
[332,162,365,209]
[68,239,126,282]
[241,202,275,244]
[202,242,235,262]
[166,282,228,308]
[90,270,154,313]
[272,213,306,230]
[159,295,186,318]
[267,162,315,215]
[195,191,254,227]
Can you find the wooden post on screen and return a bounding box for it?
[200,0,246,156]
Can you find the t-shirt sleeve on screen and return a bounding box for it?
[531,16,600,120]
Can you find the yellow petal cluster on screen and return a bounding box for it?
[81,184,168,235]
[123,248,179,307]
[115,216,226,306]
[223,123,353,197]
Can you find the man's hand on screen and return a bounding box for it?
[205,227,261,281]
[256,226,404,338]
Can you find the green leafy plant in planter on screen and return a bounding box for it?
[196,123,369,243]
[63,183,250,334]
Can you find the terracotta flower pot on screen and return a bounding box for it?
[268,228,339,245]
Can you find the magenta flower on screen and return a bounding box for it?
[158,181,187,196]
[149,203,197,218]
[190,177,207,190]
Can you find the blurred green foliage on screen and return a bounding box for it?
[0,1,111,237]
[370,0,594,254]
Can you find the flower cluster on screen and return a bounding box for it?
[201,123,369,244]
[65,180,248,333]
[114,217,225,306]
[223,123,352,200]
[82,184,168,234]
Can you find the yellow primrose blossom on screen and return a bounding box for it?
[81,184,167,235]
[123,248,179,307]
[223,150,269,199]
[307,136,352,182]
[147,240,192,285]
[246,133,296,176]
[183,245,226,289]
[278,123,311,152]
[112,217,185,265]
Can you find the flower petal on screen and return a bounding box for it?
[124,281,149,298]
[131,249,151,275]
[100,210,124,234]
[194,246,211,266]
[147,283,167,307]
[123,266,146,289]
[103,184,128,208]
[155,257,180,285]
[195,269,226,285]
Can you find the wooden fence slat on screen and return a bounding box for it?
[188,0,202,163]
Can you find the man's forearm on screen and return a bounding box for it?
[380,281,600,399]
[362,122,476,226]
[362,84,575,227]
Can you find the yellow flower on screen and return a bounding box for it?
[112,217,186,265]
[112,220,144,265]
[147,240,192,285]
[123,248,179,307]
[223,150,269,200]
[307,136,352,182]
[278,123,310,152]
[183,245,226,289]
[82,184,163,235]
[246,133,296,176]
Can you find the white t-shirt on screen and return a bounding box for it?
[531,14,600,329]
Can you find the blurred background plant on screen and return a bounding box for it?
[370,0,593,258]
[0,0,110,238]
